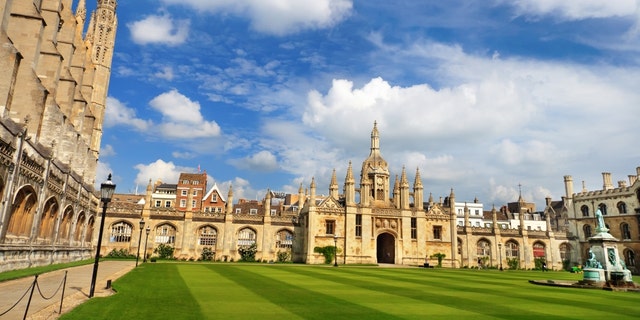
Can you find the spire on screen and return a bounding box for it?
[76,0,87,23]
[413,167,423,188]
[329,169,338,199]
[400,166,408,186]
[371,120,379,151]
[345,161,354,182]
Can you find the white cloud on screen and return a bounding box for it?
[104,97,152,131]
[149,89,221,139]
[503,0,638,20]
[228,150,279,172]
[95,161,114,189]
[133,159,194,187]
[100,144,116,157]
[128,14,190,46]
[159,0,352,35]
[154,66,175,80]
[253,38,640,207]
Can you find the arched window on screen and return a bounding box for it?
[580,205,589,217]
[598,203,607,215]
[237,228,256,247]
[559,243,571,261]
[621,223,632,240]
[584,225,592,238]
[533,242,546,259]
[276,230,293,249]
[505,241,519,258]
[477,239,491,257]
[199,226,217,246]
[155,224,177,244]
[617,202,627,214]
[624,249,636,267]
[110,221,132,242]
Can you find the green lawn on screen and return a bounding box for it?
[61,263,640,320]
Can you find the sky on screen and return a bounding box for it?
[88,0,640,209]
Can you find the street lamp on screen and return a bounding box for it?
[89,174,116,298]
[136,219,145,267]
[143,226,150,262]
[333,234,338,267]
[498,243,503,271]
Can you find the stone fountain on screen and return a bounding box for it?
[581,209,634,287]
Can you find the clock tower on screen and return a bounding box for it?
[361,121,391,206]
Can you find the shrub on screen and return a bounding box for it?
[429,253,446,267]
[314,246,336,264]
[238,243,257,262]
[201,247,215,261]
[277,251,291,263]
[507,258,519,270]
[154,243,175,259]
[106,248,135,259]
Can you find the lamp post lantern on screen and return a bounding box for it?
[89,174,116,298]
[143,226,150,263]
[333,234,338,267]
[498,243,503,271]
[136,219,145,267]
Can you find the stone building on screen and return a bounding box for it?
[93,123,570,272]
[0,0,117,271]
[562,170,640,274]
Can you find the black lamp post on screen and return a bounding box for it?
[136,219,145,267]
[333,234,338,267]
[498,243,503,271]
[89,174,116,298]
[143,226,150,262]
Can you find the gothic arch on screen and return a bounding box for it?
[198,224,217,246]
[237,227,257,247]
[57,205,74,244]
[376,232,395,264]
[38,196,59,242]
[275,229,294,249]
[532,241,546,259]
[6,185,38,238]
[505,239,519,259]
[85,216,95,243]
[74,212,87,243]
[109,220,133,243]
[155,222,177,244]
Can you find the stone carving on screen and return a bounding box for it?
[585,248,602,269]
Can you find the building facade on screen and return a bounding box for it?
[0,0,117,272]
[562,171,640,274]
[92,123,573,272]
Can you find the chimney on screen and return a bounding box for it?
[630,175,637,186]
[618,180,627,188]
[545,196,552,206]
[563,175,574,198]
[602,172,613,190]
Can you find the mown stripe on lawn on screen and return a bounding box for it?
[357,268,640,318]
[276,266,587,320]
[61,264,205,320]
[178,264,301,319]
[205,264,407,320]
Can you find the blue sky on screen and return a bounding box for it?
[90,0,640,209]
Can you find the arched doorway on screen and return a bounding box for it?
[376,233,395,264]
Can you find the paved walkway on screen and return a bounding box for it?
[0,260,136,320]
